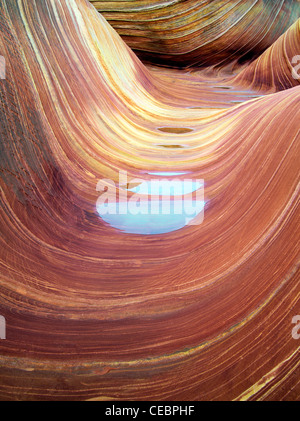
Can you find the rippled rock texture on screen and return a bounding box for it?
[90,0,300,67]
[0,0,299,401]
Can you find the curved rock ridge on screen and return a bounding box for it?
[0,0,299,401]
[90,0,300,68]
[233,18,300,91]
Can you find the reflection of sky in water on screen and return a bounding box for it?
[97,176,205,235]
[97,200,205,234]
[148,171,188,176]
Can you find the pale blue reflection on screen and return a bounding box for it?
[97,174,205,235]
[97,200,205,234]
[148,171,188,176]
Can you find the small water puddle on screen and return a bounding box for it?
[96,172,205,234]
[158,127,193,134]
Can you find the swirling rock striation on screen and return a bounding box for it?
[0,0,299,401]
[233,18,300,91]
[90,0,300,68]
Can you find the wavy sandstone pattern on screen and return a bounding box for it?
[90,0,300,67]
[233,18,300,90]
[0,0,299,401]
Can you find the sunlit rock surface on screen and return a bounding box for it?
[0,0,299,401]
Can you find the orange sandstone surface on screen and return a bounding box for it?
[0,0,299,401]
